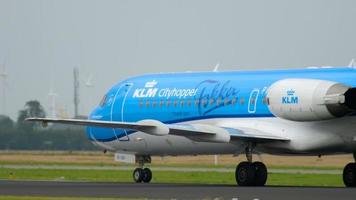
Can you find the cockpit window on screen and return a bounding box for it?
[99,95,107,107]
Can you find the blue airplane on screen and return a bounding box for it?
[28,66,356,187]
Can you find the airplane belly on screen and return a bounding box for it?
[95,117,356,156]
[104,132,244,156]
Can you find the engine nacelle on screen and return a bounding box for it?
[266,78,356,121]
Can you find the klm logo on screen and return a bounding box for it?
[282,96,298,104]
[133,88,158,98]
[282,89,298,104]
[145,80,158,88]
[133,80,159,98]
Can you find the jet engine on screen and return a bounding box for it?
[266,78,356,121]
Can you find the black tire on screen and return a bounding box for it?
[142,168,152,183]
[235,162,256,186]
[133,168,144,183]
[343,163,356,187]
[253,162,268,186]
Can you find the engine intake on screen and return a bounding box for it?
[266,78,356,121]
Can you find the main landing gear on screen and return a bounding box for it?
[343,152,356,187]
[133,168,152,183]
[235,143,268,186]
[132,155,152,183]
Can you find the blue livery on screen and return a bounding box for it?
[88,67,356,142]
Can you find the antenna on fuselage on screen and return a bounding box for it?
[348,58,355,68]
[213,62,220,72]
[48,87,58,118]
[47,66,58,119]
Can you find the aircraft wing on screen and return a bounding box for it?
[167,124,289,143]
[26,118,289,143]
[26,118,155,130]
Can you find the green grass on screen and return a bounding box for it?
[267,173,343,187]
[0,167,344,187]
[0,160,127,167]
[0,160,344,171]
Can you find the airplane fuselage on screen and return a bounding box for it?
[87,67,356,156]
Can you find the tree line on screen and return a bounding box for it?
[0,100,98,150]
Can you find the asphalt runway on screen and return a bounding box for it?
[1,180,355,200]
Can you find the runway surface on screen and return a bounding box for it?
[1,180,356,200]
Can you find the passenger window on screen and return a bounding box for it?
[159,100,164,107]
[202,99,207,106]
[187,100,192,107]
[166,100,171,107]
[139,100,143,108]
[195,99,199,107]
[217,97,222,106]
[210,98,214,105]
[152,101,157,107]
[224,98,229,106]
[173,100,178,107]
[240,97,245,105]
[180,100,184,107]
[232,97,237,105]
[146,100,150,107]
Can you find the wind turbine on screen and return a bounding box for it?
[0,58,8,115]
[48,87,58,118]
[85,74,94,88]
[48,67,58,119]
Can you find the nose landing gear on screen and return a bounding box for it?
[235,143,268,186]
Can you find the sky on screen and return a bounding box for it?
[1,0,356,120]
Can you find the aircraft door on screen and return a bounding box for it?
[248,89,260,113]
[111,83,134,141]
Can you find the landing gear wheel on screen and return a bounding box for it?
[343,163,356,187]
[142,168,152,183]
[253,162,268,186]
[133,168,144,183]
[236,162,256,186]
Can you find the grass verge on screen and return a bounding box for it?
[0,160,344,171]
[0,168,343,187]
